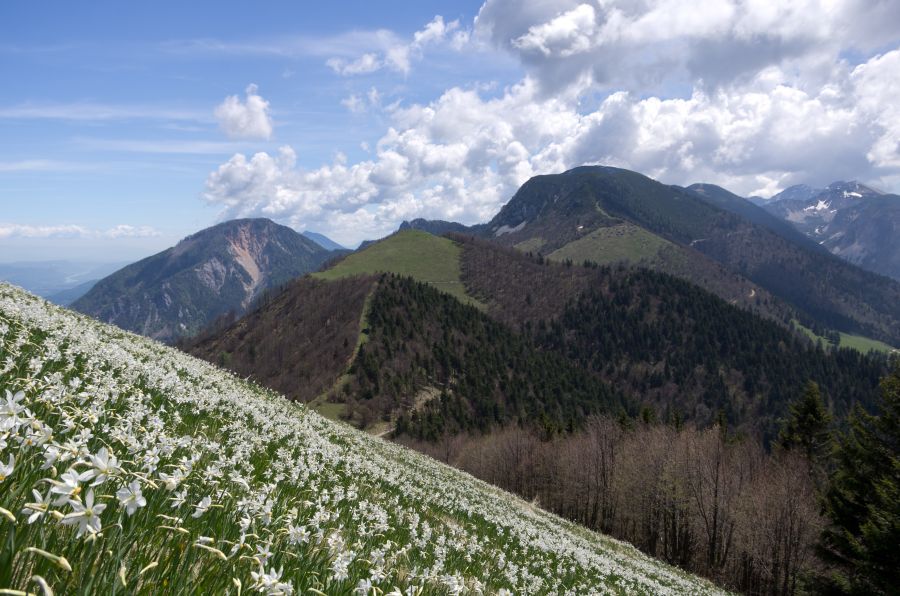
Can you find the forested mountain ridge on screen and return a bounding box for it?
[185,231,889,445]
[73,218,335,342]
[482,166,900,346]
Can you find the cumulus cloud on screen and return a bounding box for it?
[475,0,900,93]
[0,224,160,240]
[214,84,273,140]
[204,1,900,243]
[327,16,461,76]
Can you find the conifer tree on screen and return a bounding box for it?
[818,365,900,594]
[779,381,833,473]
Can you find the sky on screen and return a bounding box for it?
[2,0,899,260]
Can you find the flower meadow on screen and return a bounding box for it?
[0,283,726,595]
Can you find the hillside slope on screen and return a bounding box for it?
[0,283,724,595]
[73,218,333,342]
[313,229,480,306]
[188,232,887,444]
[485,167,900,346]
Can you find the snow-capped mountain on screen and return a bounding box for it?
[762,181,899,280]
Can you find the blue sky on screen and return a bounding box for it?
[2,0,899,261]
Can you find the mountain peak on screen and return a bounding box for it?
[824,180,883,198]
[73,218,332,342]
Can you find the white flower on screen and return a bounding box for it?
[0,390,27,431]
[331,550,354,582]
[286,524,309,545]
[255,542,273,567]
[250,565,293,595]
[21,489,51,524]
[170,488,187,509]
[85,447,121,486]
[192,495,212,518]
[61,488,106,537]
[0,453,14,482]
[116,480,147,516]
[158,470,184,491]
[50,468,93,505]
[354,578,373,595]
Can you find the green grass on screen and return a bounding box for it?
[308,399,348,421]
[793,320,897,354]
[513,237,546,253]
[547,223,671,265]
[313,230,481,307]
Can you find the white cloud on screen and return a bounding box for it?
[340,88,382,114]
[327,53,382,75]
[0,224,159,240]
[0,102,204,122]
[102,225,160,239]
[0,224,90,239]
[214,84,273,140]
[201,2,900,244]
[75,138,249,154]
[475,0,900,93]
[204,44,900,244]
[0,160,98,173]
[326,15,462,77]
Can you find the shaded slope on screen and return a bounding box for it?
[187,233,887,446]
[458,237,887,441]
[351,275,624,439]
[184,275,375,402]
[687,182,822,250]
[73,218,332,342]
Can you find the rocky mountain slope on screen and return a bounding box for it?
[761,181,900,281]
[73,218,334,342]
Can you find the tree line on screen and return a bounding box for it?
[403,368,900,595]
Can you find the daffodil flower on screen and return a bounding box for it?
[61,488,106,537]
[116,480,147,516]
[0,453,14,482]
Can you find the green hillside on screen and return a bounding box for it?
[0,283,725,595]
[313,230,480,306]
[548,222,671,265]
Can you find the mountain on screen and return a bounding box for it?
[481,166,900,346]
[185,231,887,444]
[763,181,884,237]
[302,230,346,251]
[398,217,474,236]
[46,278,98,305]
[73,218,334,342]
[761,181,900,281]
[687,183,823,250]
[180,228,889,592]
[1,283,724,595]
[820,196,900,280]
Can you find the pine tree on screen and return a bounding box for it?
[818,365,900,594]
[779,381,833,472]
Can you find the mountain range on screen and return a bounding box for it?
[30,164,900,594]
[72,218,342,342]
[407,167,900,346]
[759,181,900,281]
